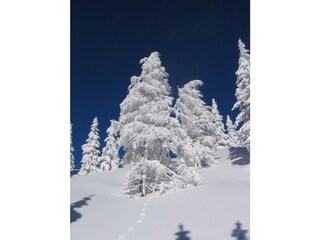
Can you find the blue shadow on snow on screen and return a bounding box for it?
[228,147,250,165]
[174,224,192,240]
[70,169,79,177]
[70,194,94,223]
[231,221,249,240]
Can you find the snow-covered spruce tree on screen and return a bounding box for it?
[226,115,239,147]
[119,52,202,197]
[233,39,250,151]
[211,98,228,148]
[174,80,217,167]
[78,117,100,175]
[70,123,75,170]
[99,120,120,171]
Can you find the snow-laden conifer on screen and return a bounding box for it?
[211,98,228,148]
[119,52,202,196]
[174,80,217,167]
[70,123,75,170]
[226,115,239,147]
[99,120,120,171]
[233,39,250,150]
[78,117,100,175]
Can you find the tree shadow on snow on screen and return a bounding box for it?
[231,221,249,240]
[70,194,94,223]
[228,147,250,165]
[174,224,192,240]
[70,169,79,177]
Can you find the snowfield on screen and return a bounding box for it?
[71,147,249,240]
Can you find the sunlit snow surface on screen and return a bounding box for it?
[71,147,249,240]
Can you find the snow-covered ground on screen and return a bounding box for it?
[71,147,250,240]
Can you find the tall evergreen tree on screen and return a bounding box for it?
[119,52,202,196]
[78,117,100,175]
[99,120,120,171]
[174,80,217,167]
[226,115,239,147]
[233,39,250,151]
[70,123,75,170]
[211,98,228,148]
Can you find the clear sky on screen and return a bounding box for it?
[71,0,250,169]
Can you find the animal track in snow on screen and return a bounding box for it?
[116,196,154,239]
[128,226,134,232]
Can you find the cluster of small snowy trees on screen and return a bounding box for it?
[71,117,121,176]
[70,39,250,197]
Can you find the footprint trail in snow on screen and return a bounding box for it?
[116,195,155,239]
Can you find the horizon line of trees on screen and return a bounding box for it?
[70,39,250,197]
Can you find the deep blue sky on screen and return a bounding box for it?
[71,0,250,168]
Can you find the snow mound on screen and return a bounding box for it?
[71,147,249,240]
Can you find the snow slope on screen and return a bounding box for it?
[71,147,250,240]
